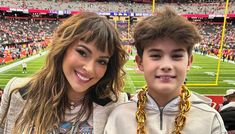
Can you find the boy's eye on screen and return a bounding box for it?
[97,60,108,65]
[76,49,87,57]
[149,54,161,58]
[172,54,183,59]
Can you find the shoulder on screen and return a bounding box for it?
[189,92,224,122]
[93,92,131,116]
[189,92,226,132]
[190,92,216,112]
[104,101,137,134]
[2,77,31,102]
[105,101,136,128]
[108,101,136,119]
[101,92,130,108]
[4,77,31,93]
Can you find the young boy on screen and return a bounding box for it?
[104,7,227,134]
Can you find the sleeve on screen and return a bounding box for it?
[0,77,17,131]
[104,111,119,134]
[211,112,228,134]
[104,103,135,134]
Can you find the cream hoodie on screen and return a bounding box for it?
[105,92,227,134]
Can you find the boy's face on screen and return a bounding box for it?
[136,39,193,99]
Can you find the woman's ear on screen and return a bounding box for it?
[135,55,144,71]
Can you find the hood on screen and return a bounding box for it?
[189,91,212,105]
[131,91,212,112]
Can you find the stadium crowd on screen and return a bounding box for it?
[0,17,59,45]
[0,41,49,65]
[0,19,235,65]
[195,23,235,62]
[0,16,58,65]
[0,0,235,14]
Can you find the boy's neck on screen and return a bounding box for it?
[148,90,181,107]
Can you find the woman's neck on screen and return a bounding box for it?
[67,88,86,102]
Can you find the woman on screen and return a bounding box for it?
[0,12,127,134]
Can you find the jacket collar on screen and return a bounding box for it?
[132,91,212,112]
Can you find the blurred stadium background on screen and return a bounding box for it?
[0,0,235,107]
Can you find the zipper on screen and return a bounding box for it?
[159,107,163,130]
[155,96,179,130]
[145,93,180,131]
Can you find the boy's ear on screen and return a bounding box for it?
[135,55,144,71]
[187,55,193,71]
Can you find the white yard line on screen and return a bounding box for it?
[0,51,48,73]
[124,66,137,92]
[194,52,235,65]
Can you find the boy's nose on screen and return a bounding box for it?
[160,59,173,72]
[161,66,172,72]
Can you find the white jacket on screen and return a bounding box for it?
[105,92,227,134]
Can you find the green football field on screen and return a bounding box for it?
[0,53,234,95]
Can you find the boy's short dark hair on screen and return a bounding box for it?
[133,7,202,57]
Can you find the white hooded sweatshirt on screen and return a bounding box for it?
[105,92,227,134]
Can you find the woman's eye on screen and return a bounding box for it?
[76,49,87,57]
[98,60,108,65]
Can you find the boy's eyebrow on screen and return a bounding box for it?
[147,48,186,53]
[172,49,186,53]
[147,49,162,53]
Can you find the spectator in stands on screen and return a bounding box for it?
[105,7,227,134]
[1,59,6,66]
[0,12,128,134]
[220,89,235,132]
[21,62,27,73]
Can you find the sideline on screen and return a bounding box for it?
[195,52,235,65]
[0,51,48,73]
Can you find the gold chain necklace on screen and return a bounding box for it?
[136,85,191,134]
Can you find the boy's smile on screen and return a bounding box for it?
[155,75,176,83]
[136,38,193,106]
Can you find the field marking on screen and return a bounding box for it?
[124,66,136,92]
[194,52,235,65]
[125,67,135,70]
[204,72,216,77]
[223,80,235,85]
[192,65,202,69]
[0,51,48,73]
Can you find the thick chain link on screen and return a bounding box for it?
[172,85,191,134]
[136,85,191,134]
[136,86,148,134]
